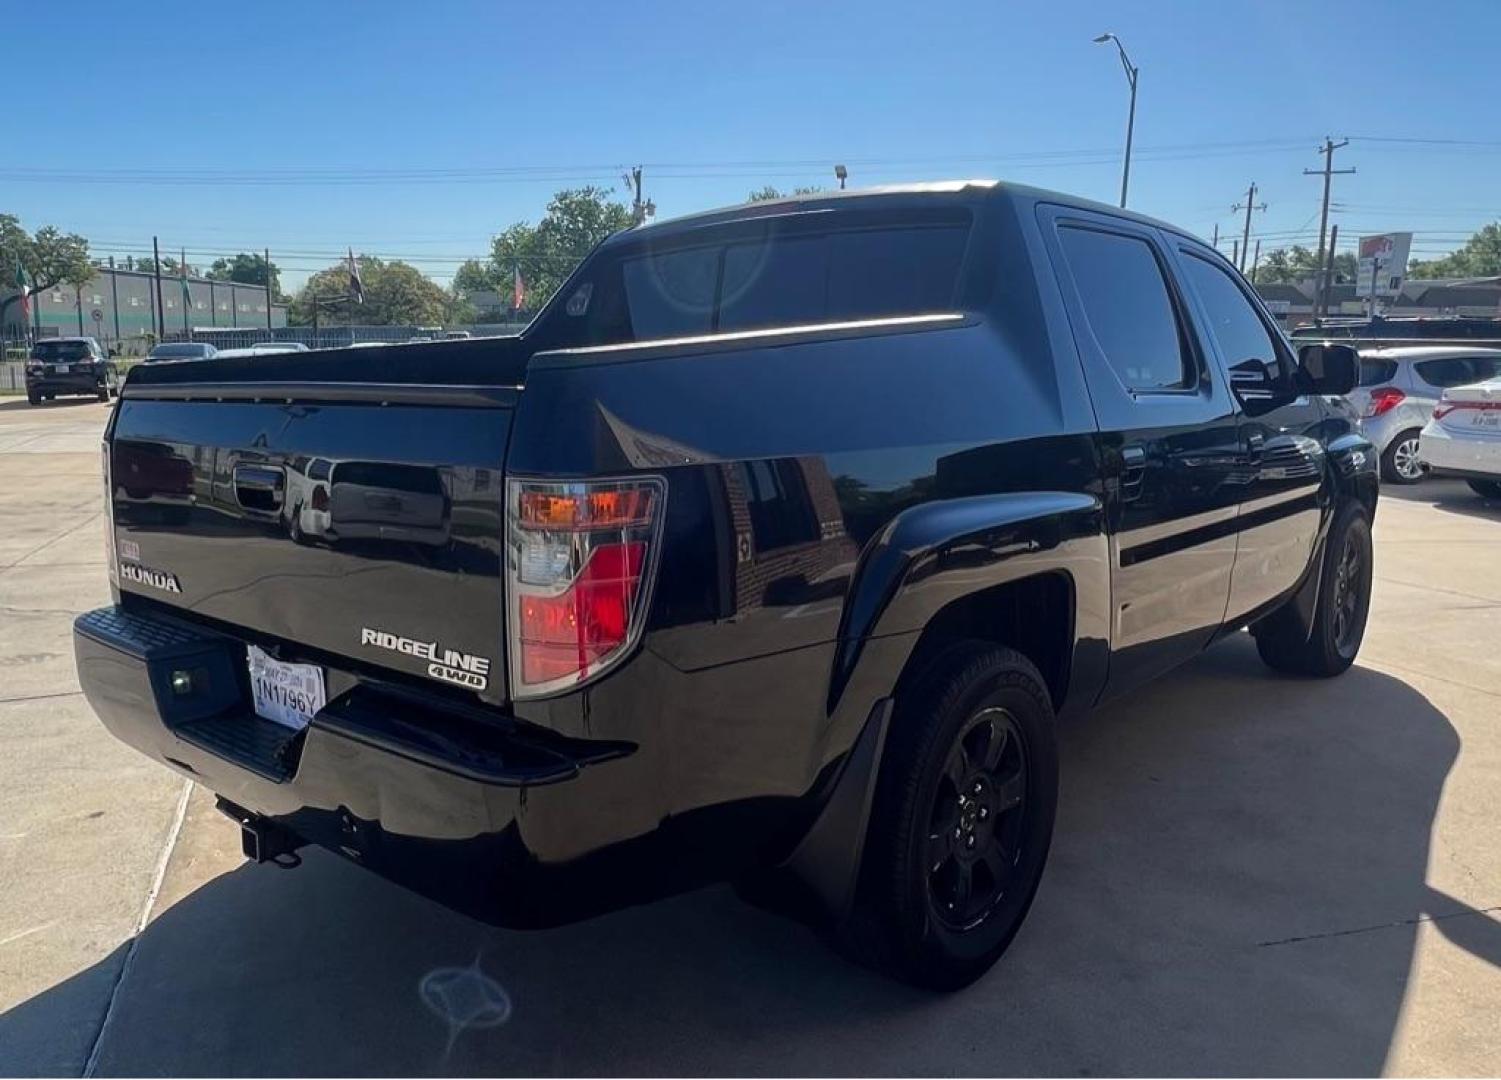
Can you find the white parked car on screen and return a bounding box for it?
[1417,376,1501,499]
[1345,346,1501,484]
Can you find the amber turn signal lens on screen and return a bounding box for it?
[517,486,656,530]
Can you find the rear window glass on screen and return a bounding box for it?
[1414,356,1501,388]
[149,343,213,359]
[1358,358,1398,386]
[554,211,970,347]
[33,341,91,360]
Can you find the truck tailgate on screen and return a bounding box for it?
[109,390,513,701]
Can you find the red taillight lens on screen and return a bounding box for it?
[507,477,665,698]
[310,484,329,512]
[1366,387,1405,417]
[518,542,645,685]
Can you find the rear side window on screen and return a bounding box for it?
[1413,356,1501,388]
[555,213,970,348]
[1177,252,1288,377]
[1358,358,1399,386]
[1057,227,1192,391]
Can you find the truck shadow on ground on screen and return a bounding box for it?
[4,634,1496,1076]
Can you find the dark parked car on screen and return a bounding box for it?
[75,182,1376,989]
[145,342,219,362]
[25,337,120,404]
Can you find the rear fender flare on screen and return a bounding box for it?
[827,490,1109,733]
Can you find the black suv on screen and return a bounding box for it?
[25,337,120,404]
[75,182,1376,989]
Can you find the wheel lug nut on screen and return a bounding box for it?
[973,782,983,794]
[954,827,962,839]
[965,835,976,849]
[978,806,989,819]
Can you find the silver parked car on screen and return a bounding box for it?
[1346,345,1501,483]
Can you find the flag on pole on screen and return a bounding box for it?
[13,259,29,323]
[512,263,525,312]
[347,249,366,305]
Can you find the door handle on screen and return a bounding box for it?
[234,464,285,513]
[1118,444,1147,501]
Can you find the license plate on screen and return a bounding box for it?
[247,645,326,730]
[1469,411,1501,429]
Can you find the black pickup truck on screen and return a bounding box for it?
[74,182,1376,989]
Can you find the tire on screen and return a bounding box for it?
[97,386,110,402]
[853,644,1058,990]
[1254,501,1373,677]
[1379,429,1424,484]
[1467,479,1501,500]
[26,391,40,406]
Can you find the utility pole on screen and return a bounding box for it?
[624,166,654,225]
[265,248,274,331]
[151,236,167,341]
[1231,182,1267,273]
[1304,137,1354,318]
[1232,239,1240,268]
[1323,224,1339,320]
[1250,239,1262,284]
[1211,223,1219,251]
[108,255,120,344]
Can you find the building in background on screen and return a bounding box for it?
[2,266,287,346]
[1258,276,1501,327]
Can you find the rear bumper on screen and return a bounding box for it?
[1417,422,1501,479]
[27,374,107,395]
[73,605,643,926]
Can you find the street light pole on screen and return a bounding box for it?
[1094,32,1138,209]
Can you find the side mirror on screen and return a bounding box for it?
[1297,343,1358,395]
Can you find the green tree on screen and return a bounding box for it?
[486,187,633,313]
[1408,223,1501,279]
[206,253,283,299]
[0,215,93,327]
[747,185,825,202]
[289,255,454,326]
[1252,244,1356,285]
[450,258,497,296]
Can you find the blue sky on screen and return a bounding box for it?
[7,0,1499,290]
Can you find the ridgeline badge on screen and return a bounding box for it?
[360,627,491,691]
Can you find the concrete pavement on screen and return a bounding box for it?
[1,397,1498,1075]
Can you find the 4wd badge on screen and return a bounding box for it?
[359,627,491,691]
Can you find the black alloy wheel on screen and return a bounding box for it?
[926,707,1029,930]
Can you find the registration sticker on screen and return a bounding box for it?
[247,645,326,730]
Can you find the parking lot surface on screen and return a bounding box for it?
[1,397,1498,1076]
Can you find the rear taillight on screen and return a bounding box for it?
[102,442,118,589]
[1366,387,1405,417]
[506,476,666,698]
[310,484,329,513]
[1434,399,1501,421]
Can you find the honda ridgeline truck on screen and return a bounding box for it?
[75,182,1376,989]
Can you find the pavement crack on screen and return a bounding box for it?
[0,689,82,706]
[1258,903,1501,948]
[0,512,101,572]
